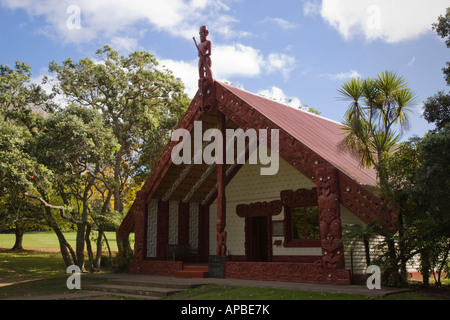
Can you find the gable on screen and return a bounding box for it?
[119,81,396,240]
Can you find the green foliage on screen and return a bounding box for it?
[46,45,190,213]
[423,91,450,130]
[338,71,417,178]
[432,7,450,85]
[1,46,190,269]
[384,125,450,285]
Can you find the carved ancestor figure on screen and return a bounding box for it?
[194,25,217,113]
[194,25,213,82]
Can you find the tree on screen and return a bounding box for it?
[385,126,450,286]
[338,71,417,286]
[423,8,450,131]
[46,46,190,266]
[0,62,53,249]
[432,7,450,85]
[423,91,450,130]
[338,71,417,186]
[26,104,119,270]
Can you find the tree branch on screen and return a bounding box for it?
[24,192,84,225]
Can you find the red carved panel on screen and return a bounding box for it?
[338,171,398,233]
[280,188,318,208]
[225,262,327,284]
[199,78,217,114]
[316,166,346,273]
[216,112,227,257]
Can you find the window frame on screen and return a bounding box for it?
[281,188,321,248]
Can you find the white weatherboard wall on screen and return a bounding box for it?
[209,156,319,257]
[209,155,375,273]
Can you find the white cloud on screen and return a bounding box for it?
[408,56,417,67]
[266,53,296,80]
[320,70,362,81]
[159,58,199,98]
[161,45,297,98]
[261,17,299,30]
[257,86,302,109]
[308,0,449,43]
[109,37,139,52]
[0,0,240,43]
[214,44,264,79]
[303,0,322,16]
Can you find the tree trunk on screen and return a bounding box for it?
[420,249,430,287]
[95,226,104,270]
[85,224,95,272]
[53,225,75,267]
[116,231,133,272]
[76,223,86,272]
[12,223,24,251]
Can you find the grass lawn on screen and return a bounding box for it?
[0,250,107,299]
[163,284,375,300]
[0,231,118,251]
[1,232,450,300]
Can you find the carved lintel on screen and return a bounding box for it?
[280,188,318,207]
[236,200,282,218]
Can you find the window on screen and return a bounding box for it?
[291,206,320,240]
[280,188,320,248]
[284,205,320,247]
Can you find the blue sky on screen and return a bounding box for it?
[0,0,448,140]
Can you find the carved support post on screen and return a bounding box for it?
[216,112,227,256]
[157,200,169,260]
[133,190,147,262]
[316,166,346,282]
[198,204,210,262]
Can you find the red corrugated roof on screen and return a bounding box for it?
[220,82,378,187]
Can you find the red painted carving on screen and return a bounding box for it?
[216,112,227,257]
[194,26,217,114]
[338,171,398,233]
[194,26,213,82]
[236,200,282,218]
[315,166,347,282]
[280,188,317,207]
[225,262,323,283]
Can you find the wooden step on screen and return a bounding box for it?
[174,264,209,278]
